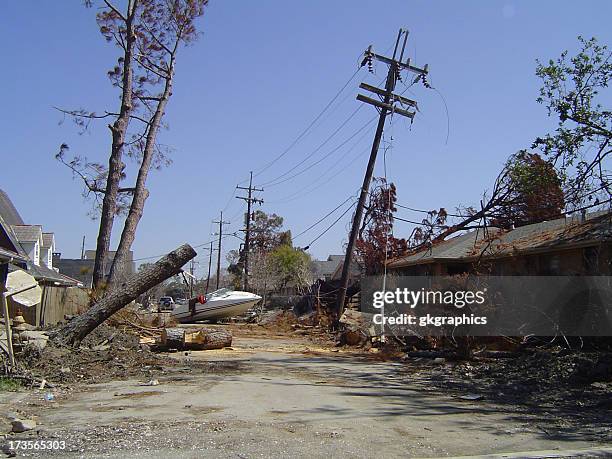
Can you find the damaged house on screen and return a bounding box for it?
[387,211,612,276]
[0,189,88,326]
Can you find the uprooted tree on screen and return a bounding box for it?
[54,244,196,346]
[56,0,207,292]
[408,36,609,249]
[409,151,565,249]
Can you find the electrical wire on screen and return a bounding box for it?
[264,114,377,188]
[395,203,466,218]
[253,67,363,179]
[261,105,365,186]
[293,195,356,240]
[268,142,371,204]
[302,201,356,250]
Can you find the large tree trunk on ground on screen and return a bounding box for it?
[161,328,184,349]
[160,327,232,350]
[54,244,196,346]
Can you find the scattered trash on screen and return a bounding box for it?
[459,394,483,401]
[143,379,159,386]
[44,392,55,401]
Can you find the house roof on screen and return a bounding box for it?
[0,246,27,263]
[388,211,612,269]
[27,263,81,286]
[0,214,27,262]
[312,254,345,279]
[0,189,25,226]
[42,232,55,248]
[12,225,43,243]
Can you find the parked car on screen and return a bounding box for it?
[158,296,175,312]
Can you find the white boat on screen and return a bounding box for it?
[171,288,261,323]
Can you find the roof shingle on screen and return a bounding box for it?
[388,212,612,268]
[11,225,43,243]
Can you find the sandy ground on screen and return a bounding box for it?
[1,330,611,458]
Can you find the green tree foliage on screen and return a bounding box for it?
[227,210,293,290]
[533,36,612,207]
[267,245,312,292]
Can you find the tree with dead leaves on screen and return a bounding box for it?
[410,151,564,249]
[355,178,408,275]
[56,0,207,291]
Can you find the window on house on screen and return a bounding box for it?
[584,247,599,274]
[549,255,560,275]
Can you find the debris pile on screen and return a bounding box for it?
[17,324,175,384]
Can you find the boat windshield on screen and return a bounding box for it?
[206,288,232,298]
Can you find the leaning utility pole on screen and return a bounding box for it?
[213,211,230,290]
[336,29,428,319]
[236,171,264,291]
[81,235,86,259]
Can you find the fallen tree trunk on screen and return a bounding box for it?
[161,328,185,349]
[53,244,196,346]
[159,327,232,350]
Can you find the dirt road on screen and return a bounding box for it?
[2,334,611,458]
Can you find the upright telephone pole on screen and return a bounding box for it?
[188,259,196,297]
[236,171,264,291]
[213,211,230,290]
[336,29,428,319]
[81,235,86,259]
[205,240,213,294]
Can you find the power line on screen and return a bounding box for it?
[264,114,377,188]
[302,201,356,250]
[294,195,356,240]
[265,121,375,202]
[395,203,466,218]
[393,215,447,227]
[253,67,363,179]
[269,142,371,204]
[261,105,365,186]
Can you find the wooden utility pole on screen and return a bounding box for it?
[189,259,195,297]
[213,211,230,290]
[336,29,428,319]
[236,171,264,291]
[81,235,86,259]
[205,240,213,294]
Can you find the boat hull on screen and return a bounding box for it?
[171,295,260,323]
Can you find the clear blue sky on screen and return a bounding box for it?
[2,1,611,277]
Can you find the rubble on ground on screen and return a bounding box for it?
[16,323,177,385]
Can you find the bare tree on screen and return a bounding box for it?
[56,0,207,291]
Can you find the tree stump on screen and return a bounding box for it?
[161,328,185,349]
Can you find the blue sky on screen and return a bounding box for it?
[1,1,611,277]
